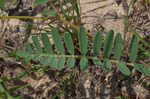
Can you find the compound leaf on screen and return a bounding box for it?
[104,30,114,58]
[93,32,102,56]
[117,61,131,76]
[114,33,123,60]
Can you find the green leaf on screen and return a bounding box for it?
[34,0,50,4]
[129,35,138,63]
[32,36,43,53]
[51,28,65,54]
[117,61,131,76]
[134,64,150,76]
[16,50,30,58]
[64,32,74,54]
[42,10,56,16]
[40,56,53,65]
[93,32,102,56]
[66,57,75,67]
[116,96,122,99]
[0,0,8,9]
[114,33,123,60]
[41,33,53,54]
[80,57,88,72]
[32,55,41,62]
[78,26,88,55]
[50,57,58,67]
[0,84,6,92]
[103,60,112,70]
[57,56,65,70]
[0,84,13,99]
[16,50,32,64]
[8,51,17,57]
[25,43,32,54]
[93,58,103,66]
[40,55,58,67]
[104,30,114,58]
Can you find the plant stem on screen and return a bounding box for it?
[38,54,135,67]
[0,16,49,20]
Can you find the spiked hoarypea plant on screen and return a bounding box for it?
[14,0,150,76]
[16,26,150,76]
